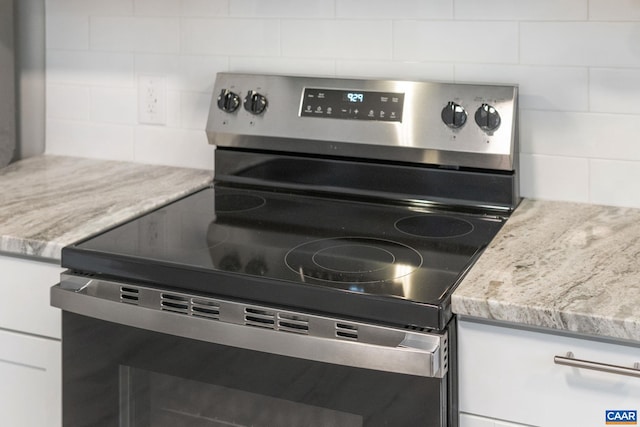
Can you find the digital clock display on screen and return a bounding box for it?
[344,92,364,103]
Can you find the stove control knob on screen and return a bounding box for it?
[475,103,501,132]
[244,90,268,115]
[217,89,240,113]
[441,102,467,129]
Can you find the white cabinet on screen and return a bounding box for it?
[0,254,63,427]
[0,329,61,427]
[458,319,640,427]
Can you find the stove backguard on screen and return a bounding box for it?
[206,73,519,175]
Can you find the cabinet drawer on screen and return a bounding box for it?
[0,254,63,338]
[0,328,61,427]
[458,319,640,427]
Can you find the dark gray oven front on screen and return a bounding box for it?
[53,275,455,427]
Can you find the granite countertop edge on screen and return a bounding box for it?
[452,198,640,343]
[0,155,213,262]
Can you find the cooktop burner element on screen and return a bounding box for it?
[395,215,475,239]
[285,237,423,284]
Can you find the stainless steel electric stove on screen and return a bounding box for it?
[52,73,519,427]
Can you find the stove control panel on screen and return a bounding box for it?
[207,73,518,172]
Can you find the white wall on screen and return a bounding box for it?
[45,0,640,208]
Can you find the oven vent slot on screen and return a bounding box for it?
[245,307,276,328]
[277,313,309,334]
[191,298,220,320]
[120,287,139,305]
[160,293,189,314]
[336,323,358,340]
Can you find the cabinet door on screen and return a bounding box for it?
[0,329,61,427]
[458,319,640,427]
[0,254,63,338]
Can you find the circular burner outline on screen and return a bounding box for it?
[311,243,396,274]
[394,214,475,239]
[285,236,423,284]
[214,193,266,213]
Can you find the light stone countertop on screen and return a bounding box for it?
[452,198,640,342]
[0,155,212,260]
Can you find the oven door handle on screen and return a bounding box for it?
[51,280,447,378]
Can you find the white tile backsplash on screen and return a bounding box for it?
[336,60,454,81]
[180,92,213,130]
[90,87,137,124]
[519,154,590,203]
[393,21,519,63]
[44,0,640,208]
[133,127,214,169]
[230,0,335,18]
[47,51,134,87]
[47,15,89,50]
[90,17,136,52]
[181,0,229,17]
[47,0,133,16]
[521,110,640,161]
[47,84,90,120]
[454,0,587,21]
[134,0,181,17]
[520,110,595,157]
[165,90,182,128]
[590,68,640,114]
[182,19,280,56]
[91,17,180,53]
[281,20,393,59]
[521,22,640,67]
[46,120,134,161]
[590,160,640,207]
[336,0,452,19]
[230,57,336,76]
[589,0,640,21]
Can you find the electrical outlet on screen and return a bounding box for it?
[138,74,166,125]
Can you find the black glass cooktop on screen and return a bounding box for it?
[62,185,505,330]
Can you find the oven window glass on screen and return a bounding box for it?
[120,367,363,427]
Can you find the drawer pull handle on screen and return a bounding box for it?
[554,352,640,378]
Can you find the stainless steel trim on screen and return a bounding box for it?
[206,73,518,172]
[554,352,640,379]
[51,274,448,378]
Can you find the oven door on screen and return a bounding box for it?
[51,277,456,427]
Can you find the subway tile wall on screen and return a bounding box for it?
[45,0,640,208]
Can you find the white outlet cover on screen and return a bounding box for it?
[138,74,166,125]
